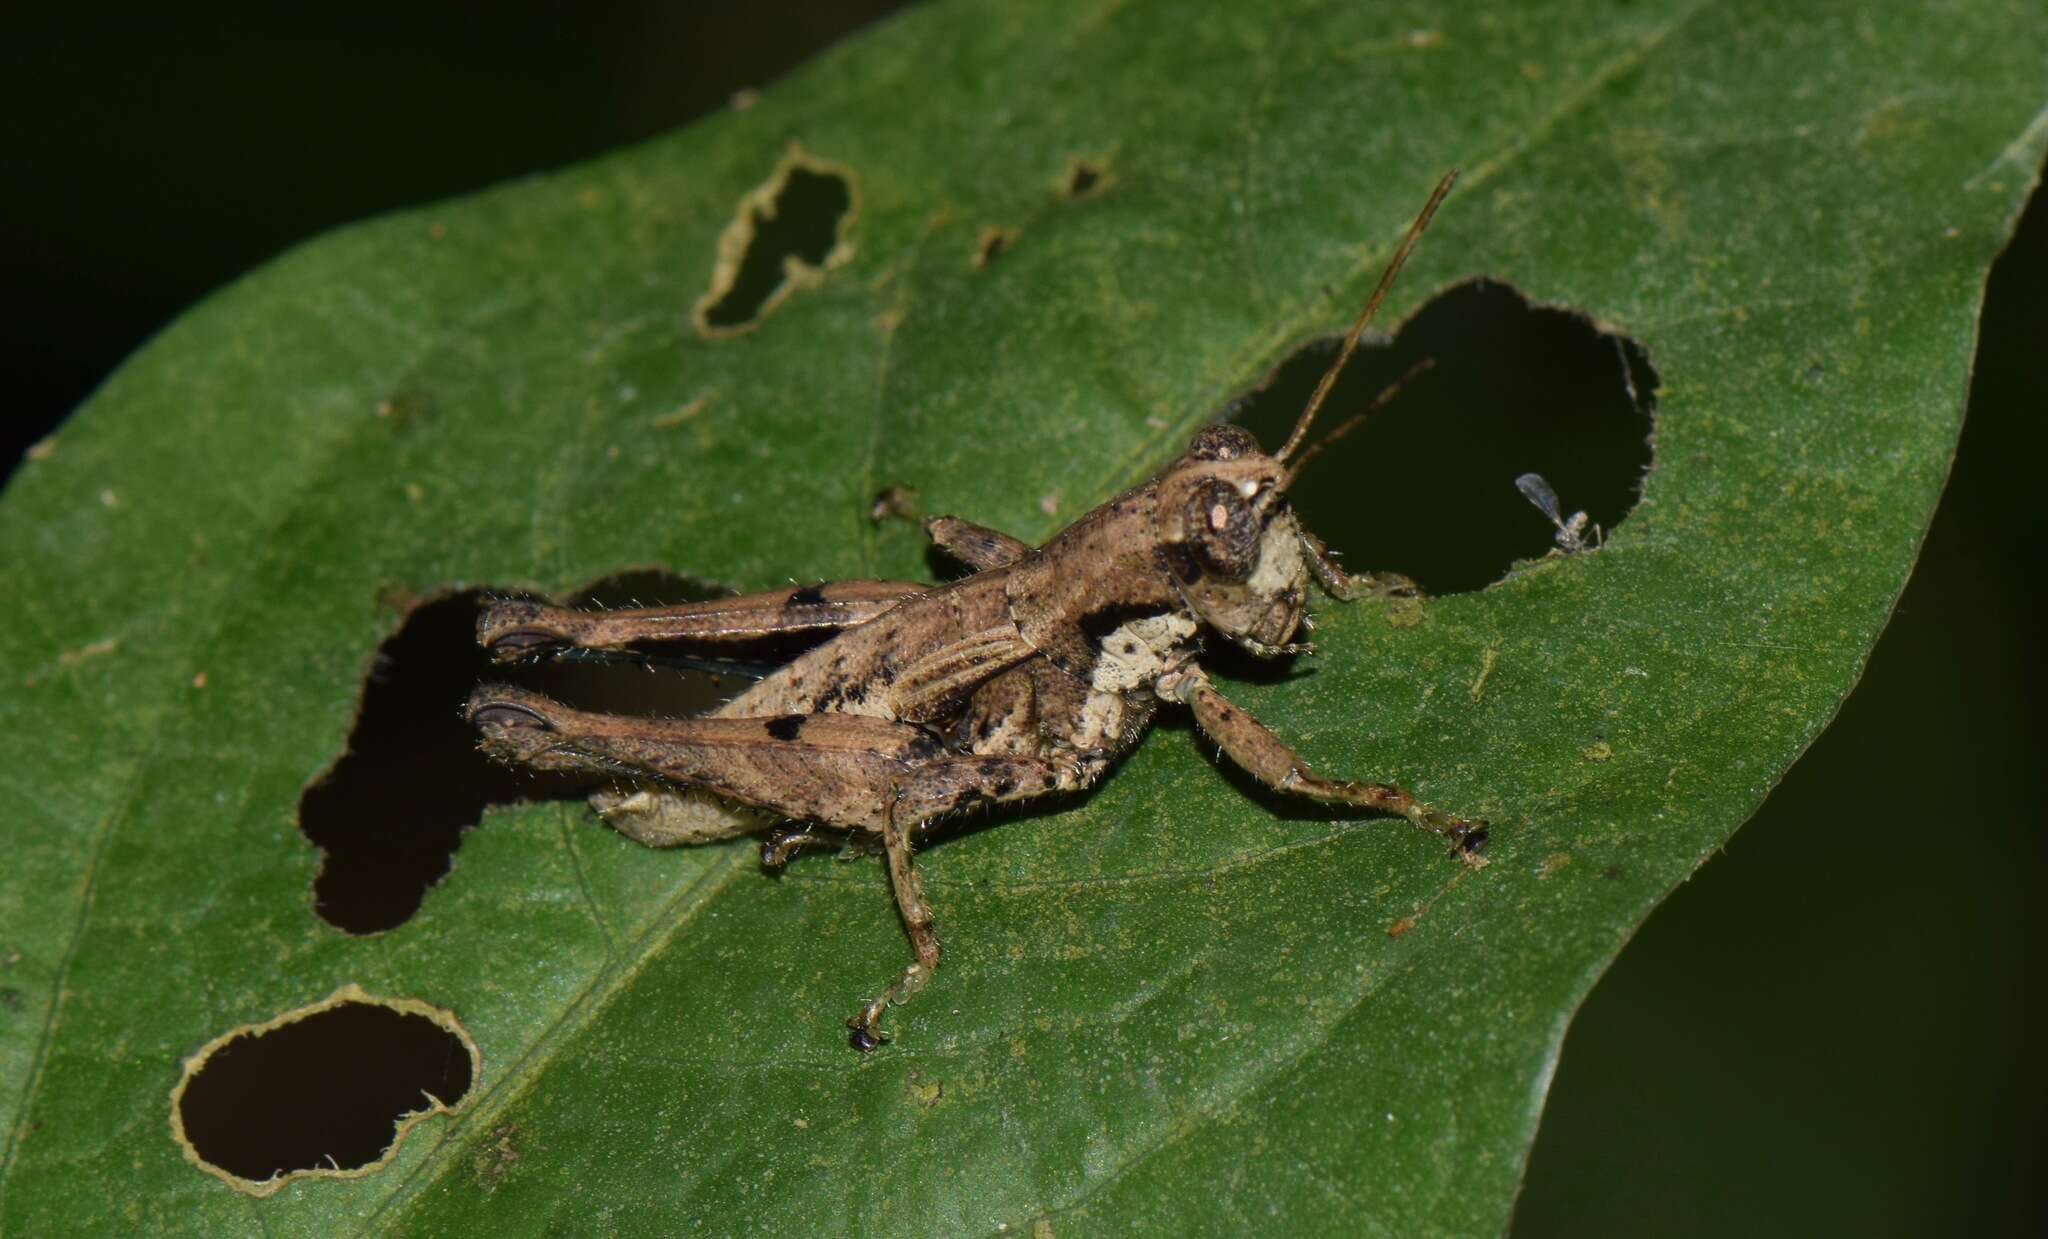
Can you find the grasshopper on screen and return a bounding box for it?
[466,171,1484,1051]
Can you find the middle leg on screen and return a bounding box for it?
[843,749,1091,1050]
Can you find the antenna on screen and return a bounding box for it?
[1281,358,1434,490]
[1277,168,1458,463]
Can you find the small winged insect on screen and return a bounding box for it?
[1514,471,1601,555]
[466,171,1485,1050]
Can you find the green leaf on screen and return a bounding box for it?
[3,1,2041,1233]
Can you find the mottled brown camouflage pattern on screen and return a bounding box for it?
[464,172,1483,1049]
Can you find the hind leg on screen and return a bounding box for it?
[467,684,1088,1049]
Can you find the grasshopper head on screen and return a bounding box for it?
[1155,425,1309,655]
[1147,171,1457,656]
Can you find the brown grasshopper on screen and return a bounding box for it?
[466,171,1483,1051]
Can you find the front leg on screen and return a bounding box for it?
[1158,668,1487,861]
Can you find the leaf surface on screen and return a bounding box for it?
[2,1,2042,1233]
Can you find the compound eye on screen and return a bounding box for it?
[1186,479,1260,579]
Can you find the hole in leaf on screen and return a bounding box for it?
[694,147,856,336]
[974,225,1017,270]
[1228,277,1657,595]
[170,986,477,1196]
[1063,156,1108,199]
[299,571,754,935]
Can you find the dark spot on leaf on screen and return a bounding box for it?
[473,1123,523,1195]
[172,989,475,1191]
[766,714,806,741]
[370,387,432,432]
[1227,277,1659,594]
